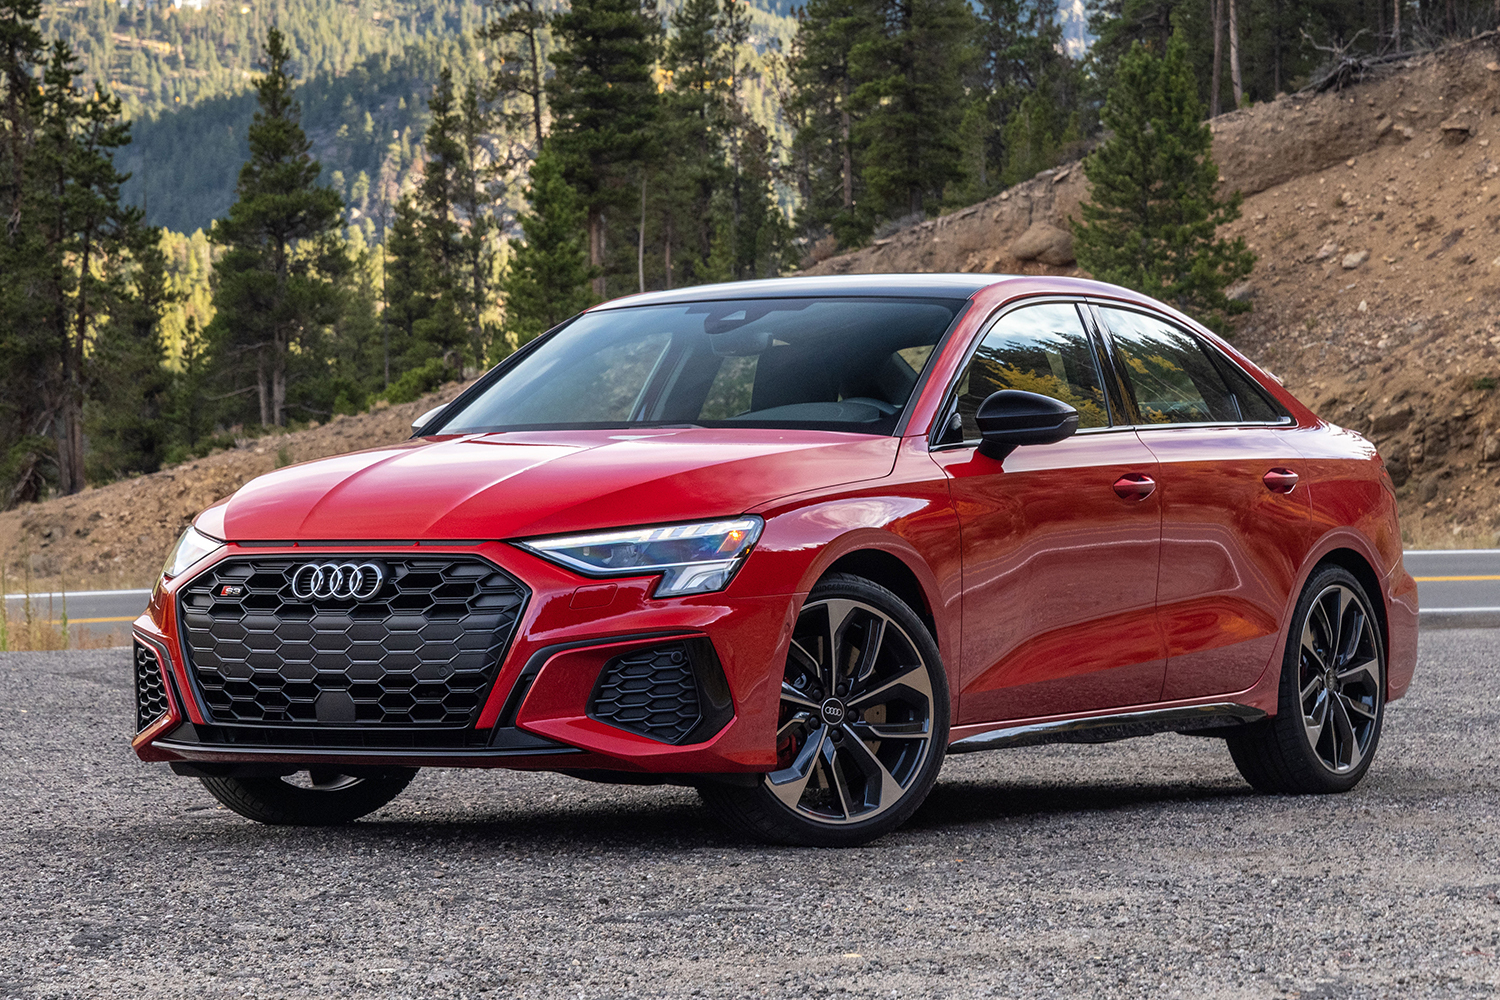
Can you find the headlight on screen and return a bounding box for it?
[518,517,763,597]
[161,525,224,580]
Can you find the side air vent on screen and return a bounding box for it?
[134,642,171,732]
[587,638,733,745]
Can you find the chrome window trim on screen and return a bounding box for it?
[1086,299,1294,431]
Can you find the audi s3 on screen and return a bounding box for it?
[131,274,1416,845]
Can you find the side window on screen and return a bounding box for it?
[1100,308,1237,425]
[950,303,1110,442]
[1209,349,1289,422]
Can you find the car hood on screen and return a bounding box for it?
[202,428,901,541]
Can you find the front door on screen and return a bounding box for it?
[928,302,1166,725]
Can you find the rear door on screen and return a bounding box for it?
[1093,305,1311,701]
[928,301,1166,724]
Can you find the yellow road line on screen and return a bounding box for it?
[1413,575,1500,582]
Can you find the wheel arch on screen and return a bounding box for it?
[1312,547,1389,661]
[820,548,939,644]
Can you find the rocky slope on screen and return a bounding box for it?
[803,32,1500,547]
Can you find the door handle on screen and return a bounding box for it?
[1113,473,1156,500]
[1263,468,1299,494]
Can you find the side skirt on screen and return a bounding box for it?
[945,702,1266,754]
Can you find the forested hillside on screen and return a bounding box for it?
[6,0,1500,533]
[44,0,796,235]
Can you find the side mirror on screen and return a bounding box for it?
[411,403,447,434]
[976,390,1079,461]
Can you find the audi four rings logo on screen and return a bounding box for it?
[290,562,386,601]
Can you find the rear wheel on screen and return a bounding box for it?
[700,573,949,846]
[200,767,419,825]
[1227,565,1384,794]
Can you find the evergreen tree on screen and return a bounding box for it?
[380,194,428,380]
[501,147,594,350]
[1072,33,1255,329]
[849,0,977,223]
[409,68,468,365]
[658,0,731,286]
[546,0,661,297]
[206,27,348,428]
[480,0,550,154]
[786,0,873,248]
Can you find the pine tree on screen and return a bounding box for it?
[849,0,976,222]
[206,27,347,428]
[786,0,874,248]
[546,0,661,297]
[501,147,594,350]
[409,68,468,366]
[1072,33,1255,329]
[480,0,550,154]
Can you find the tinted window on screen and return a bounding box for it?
[1101,308,1237,424]
[438,297,965,435]
[1210,349,1288,422]
[949,302,1110,442]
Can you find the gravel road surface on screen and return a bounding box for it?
[2,633,1495,999]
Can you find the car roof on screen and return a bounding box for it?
[589,273,1011,310]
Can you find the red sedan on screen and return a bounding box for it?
[132,275,1417,845]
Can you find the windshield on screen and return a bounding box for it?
[437,297,967,436]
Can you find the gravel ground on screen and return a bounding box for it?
[1,633,1496,1000]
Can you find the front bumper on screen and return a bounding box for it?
[132,541,793,774]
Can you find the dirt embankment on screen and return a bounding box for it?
[803,33,1500,547]
[0,382,475,592]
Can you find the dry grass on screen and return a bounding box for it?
[0,569,125,651]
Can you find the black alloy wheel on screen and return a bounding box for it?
[700,573,950,846]
[199,767,419,825]
[1228,565,1385,794]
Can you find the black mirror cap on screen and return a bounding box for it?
[975,389,1080,461]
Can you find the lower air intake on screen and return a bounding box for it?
[587,638,734,745]
[134,642,171,732]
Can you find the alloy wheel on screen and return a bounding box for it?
[1297,584,1381,774]
[766,598,937,825]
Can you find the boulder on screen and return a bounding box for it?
[1370,405,1413,434]
[1342,249,1370,270]
[1009,222,1075,266]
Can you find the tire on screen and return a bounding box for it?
[699,573,950,847]
[199,767,419,825]
[1227,565,1385,794]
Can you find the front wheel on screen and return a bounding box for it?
[700,573,950,846]
[200,767,419,825]
[1227,565,1385,794]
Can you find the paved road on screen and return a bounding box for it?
[3,589,147,646]
[1,632,1495,999]
[12,548,1499,647]
[1405,550,1500,627]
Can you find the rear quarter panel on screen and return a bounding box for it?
[1285,423,1418,700]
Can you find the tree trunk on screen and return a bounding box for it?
[638,174,646,294]
[526,6,545,149]
[588,209,606,298]
[257,353,270,427]
[272,332,287,428]
[664,215,673,290]
[1211,0,1224,117]
[1394,0,1401,48]
[1228,0,1243,108]
[840,79,853,213]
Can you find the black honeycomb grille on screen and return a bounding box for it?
[178,556,528,728]
[134,642,171,732]
[588,642,704,744]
